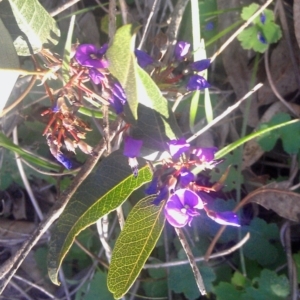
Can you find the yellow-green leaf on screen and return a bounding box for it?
[108,196,165,299]
[1,0,60,55]
[48,151,152,285]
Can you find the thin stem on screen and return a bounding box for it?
[144,232,250,269]
[187,83,263,143]
[174,227,206,295]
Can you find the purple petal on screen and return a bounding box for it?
[191,59,211,72]
[56,153,72,169]
[89,68,105,84]
[174,41,190,60]
[112,81,127,105]
[205,22,214,31]
[186,75,211,91]
[164,189,202,227]
[135,49,154,68]
[168,138,190,159]
[123,136,143,158]
[75,44,109,68]
[192,147,217,162]
[152,186,169,205]
[164,205,191,227]
[98,43,108,56]
[206,210,240,227]
[257,32,267,44]
[179,168,195,187]
[260,12,266,24]
[145,177,159,195]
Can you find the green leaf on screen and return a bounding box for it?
[238,4,282,53]
[0,132,60,171]
[48,151,152,285]
[243,218,279,266]
[107,196,165,299]
[75,270,115,300]
[168,264,215,299]
[215,282,244,300]
[106,24,181,159]
[243,269,290,300]
[7,0,60,55]
[237,26,268,53]
[293,252,300,283]
[258,113,300,154]
[0,18,19,114]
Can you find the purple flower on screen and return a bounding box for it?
[145,177,159,195]
[192,147,217,162]
[205,22,214,31]
[89,68,105,85]
[179,168,194,187]
[257,32,267,44]
[168,138,190,159]
[152,186,169,206]
[191,59,211,72]
[186,74,211,91]
[260,12,266,24]
[164,189,204,227]
[56,153,72,169]
[75,44,109,68]
[123,136,143,158]
[135,49,154,68]
[109,81,127,114]
[174,41,190,60]
[206,210,240,227]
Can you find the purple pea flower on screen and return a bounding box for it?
[56,153,72,170]
[145,176,159,195]
[164,189,204,227]
[186,74,211,91]
[186,75,211,91]
[205,22,214,31]
[152,185,169,206]
[123,136,143,177]
[89,68,105,85]
[174,41,190,61]
[192,147,217,163]
[75,44,109,68]
[191,59,211,72]
[123,136,143,158]
[168,138,190,159]
[257,32,267,44]
[135,49,154,68]
[109,81,127,114]
[260,12,266,24]
[179,168,195,187]
[206,210,240,227]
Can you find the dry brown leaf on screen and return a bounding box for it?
[248,188,300,222]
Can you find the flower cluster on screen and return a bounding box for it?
[257,12,267,44]
[134,41,211,92]
[41,43,128,168]
[123,135,240,228]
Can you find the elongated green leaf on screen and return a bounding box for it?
[48,151,152,285]
[106,25,181,159]
[0,18,19,115]
[107,196,165,299]
[6,0,60,55]
[0,132,60,171]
